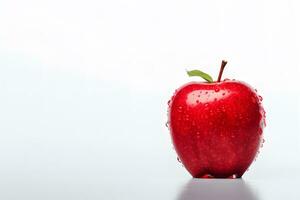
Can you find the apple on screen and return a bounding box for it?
[167,61,266,178]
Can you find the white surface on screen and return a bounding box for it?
[0,0,300,199]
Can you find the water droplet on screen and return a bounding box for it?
[165,121,169,128]
[222,92,226,96]
[260,139,265,148]
[197,95,201,97]
[205,91,208,94]
[196,100,200,103]
[204,103,209,107]
[262,109,266,117]
[258,128,263,135]
[185,114,190,121]
[214,88,220,92]
[167,100,171,106]
[178,106,183,112]
[221,106,226,112]
[201,174,213,178]
[214,98,217,101]
[260,121,264,127]
[177,157,182,163]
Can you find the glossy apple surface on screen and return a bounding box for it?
[168,80,265,178]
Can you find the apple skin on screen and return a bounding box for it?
[168,80,265,178]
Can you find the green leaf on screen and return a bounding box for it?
[186,69,213,83]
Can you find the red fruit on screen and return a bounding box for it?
[168,61,265,178]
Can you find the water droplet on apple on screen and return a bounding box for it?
[214,98,217,101]
[196,100,199,104]
[205,91,208,94]
[177,157,182,163]
[258,128,263,135]
[260,121,264,127]
[178,106,183,112]
[228,174,237,179]
[165,121,169,128]
[221,106,226,112]
[204,103,208,107]
[201,174,214,178]
[222,92,226,96]
[214,88,220,92]
[185,114,190,121]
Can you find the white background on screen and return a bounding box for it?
[0,0,299,199]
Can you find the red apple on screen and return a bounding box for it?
[167,61,266,178]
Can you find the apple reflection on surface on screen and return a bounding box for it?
[176,179,259,200]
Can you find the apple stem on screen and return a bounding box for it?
[217,60,228,82]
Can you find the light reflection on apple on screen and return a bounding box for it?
[186,89,231,106]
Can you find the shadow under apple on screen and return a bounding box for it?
[176,178,259,200]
